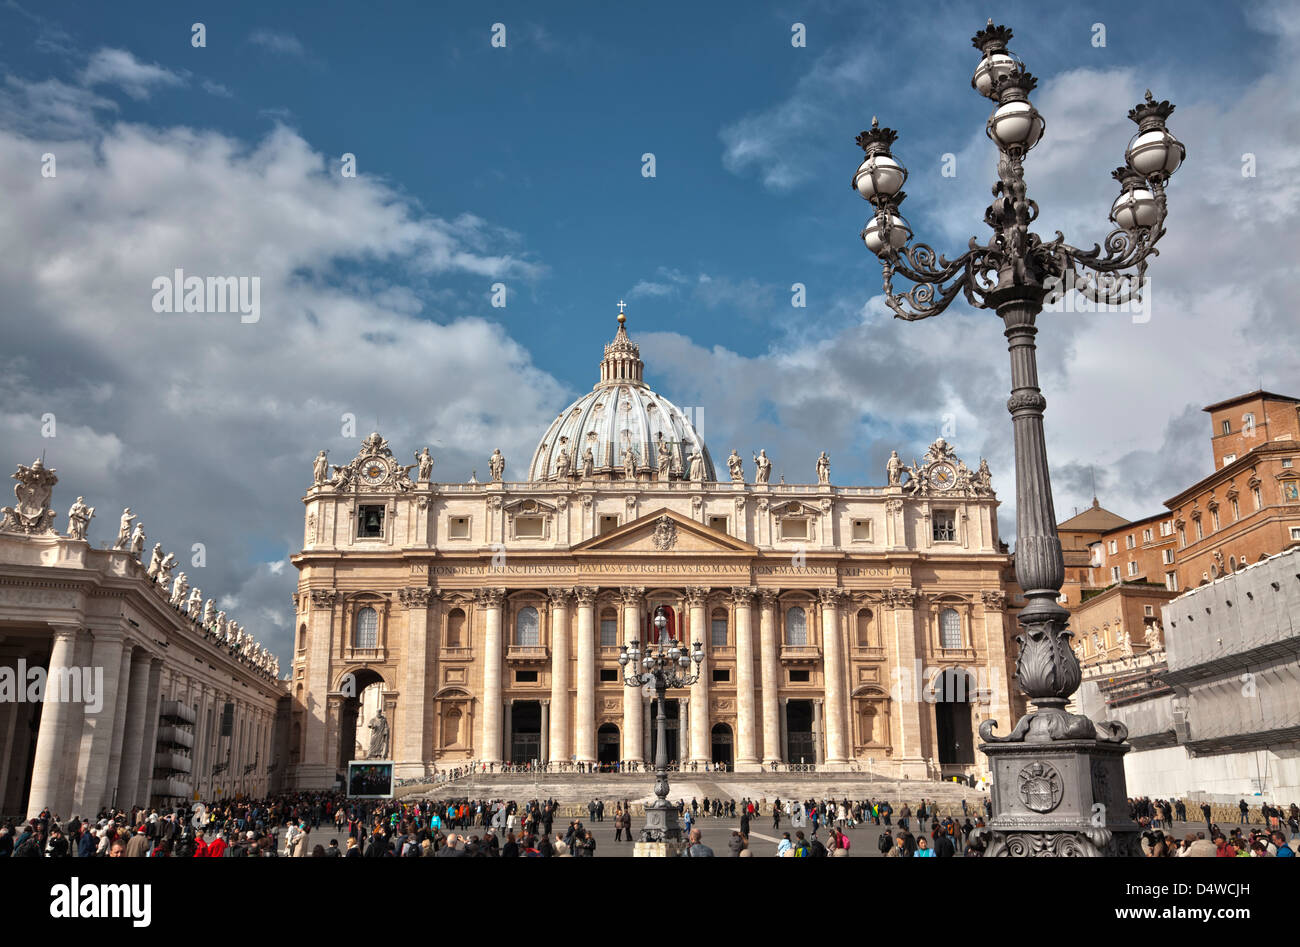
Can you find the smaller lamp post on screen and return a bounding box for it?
[619,606,704,843]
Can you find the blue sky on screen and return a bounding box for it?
[1,0,1295,661]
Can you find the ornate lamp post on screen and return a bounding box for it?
[852,21,1184,856]
[619,606,704,845]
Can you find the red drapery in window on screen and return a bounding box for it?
[645,604,677,644]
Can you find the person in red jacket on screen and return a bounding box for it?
[206,833,227,857]
[193,834,209,857]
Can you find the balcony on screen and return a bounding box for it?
[151,777,193,798]
[153,750,192,773]
[159,700,197,725]
[156,725,194,749]
[850,646,886,662]
[344,647,386,663]
[506,645,550,664]
[780,645,821,664]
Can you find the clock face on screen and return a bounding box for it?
[929,462,956,490]
[361,459,389,486]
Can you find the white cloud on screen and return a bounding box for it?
[80,48,186,100]
[249,29,306,57]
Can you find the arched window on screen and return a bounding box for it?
[856,609,874,647]
[785,606,807,646]
[354,607,378,648]
[939,608,962,650]
[600,608,618,647]
[446,608,466,648]
[711,608,728,648]
[296,623,306,651]
[515,606,540,646]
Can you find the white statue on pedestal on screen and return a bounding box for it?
[113,508,134,549]
[313,450,330,485]
[66,497,94,540]
[753,450,772,484]
[146,543,164,579]
[129,524,146,556]
[170,571,189,606]
[488,449,504,482]
[816,451,830,485]
[727,449,744,482]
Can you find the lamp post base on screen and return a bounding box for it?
[977,736,1142,856]
[639,797,683,843]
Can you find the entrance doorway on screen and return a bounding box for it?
[597,723,620,768]
[510,700,541,764]
[786,699,815,764]
[337,668,386,772]
[648,699,681,762]
[934,668,975,765]
[710,723,733,768]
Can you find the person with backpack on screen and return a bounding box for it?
[878,829,893,854]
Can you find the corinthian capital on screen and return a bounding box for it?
[729,586,757,608]
[476,587,506,609]
[399,587,433,608]
[619,586,645,607]
[818,587,845,608]
[684,586,710,607]
[574,586,599,607]
[757,588,780,607]
[309,589,339,609]
[547,587,574,608]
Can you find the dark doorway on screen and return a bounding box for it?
[935,668,975,765]
[710,723,733,768]
[337,667,386,771]
[510,700,541,763]
[648,699,681,763]
[786,699,815,764]
[597,723,620,767]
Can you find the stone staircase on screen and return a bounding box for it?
[396,771,988,816]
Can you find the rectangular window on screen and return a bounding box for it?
[448,515,470,539]
[1284,458,1294,469]
[1253,487,1262,510]
[357,505,384,538]
[708,515,728,533]
[932,511,956,542]
[599,668,618,683]
[514,670,538,683]
[1126,535,1135,549]
[1108,540,1118,555]
[711,618,727,648]
[514,515,544,538]
[788,670,810,683]
[600,617,618,648]
[1194,519,1203,541]
[1231,498,1239,521]
[1290,527,1300,542]
[1144,605,1154,617]
[1162,548,1175,564]
[1110,566,1120,582]
[781,518,808,540]
[711,669,730,683]
[851,519,872,541]
[598,514,619,535]
[1178,528,1186,548]
[1211,509,1220,530]
[1142,529,1152,543]
[1221,419,1231,435]
[1127,561,1139,577]
[1166,571,1178,591]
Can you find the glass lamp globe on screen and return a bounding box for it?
[854,153,907,201]
[862,211,911,256]
[643,655,655,670]
[972,52,1019,98]
[987,100,1045,152]
[1110,186,1159,231]
[618,651,629,666]
[678,655,690,668]
[1126,128,1184,179]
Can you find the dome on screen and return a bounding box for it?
[527,310,717,482]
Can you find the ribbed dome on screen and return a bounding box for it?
[527,311,717,483]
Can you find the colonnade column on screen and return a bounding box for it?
[540,699,550,764]
[819,588,848,766]
[813,698,825,765]
[74,628,127,814]
[477,587,506,764]
[398,587,433,775]
[620,586,645,764]
[547,587,572,764]
[503,699,513,764]
[574,587,598,764]
[26,625,82,818]
[730,587,759,769]
[887,588,927,779]
[136,658,163,806]
[758,589,782,765]
[686,587,710,764]
[105,641,136,810]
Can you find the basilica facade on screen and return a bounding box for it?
[287,313,1020,786]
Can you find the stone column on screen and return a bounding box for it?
[398,587,433,776]
[105,642,136,809]
[643,696,652,763]
[819,588,848,766]
[114,647,153,811]
[779,697,789,765]
[813,698,825,765]
[887,588,928,779]
[74,628,127,814]
[574,587,598,764]
[758,589,782,765]
[620,587,645,764]
[686,587,710,764]
[136,658,164,806]
[300,590,339,786]
[540,698,550,764]
[0,693,17,813]
[26,625,82,818]
[547,587,572,764]
[730,587,759,769]
[477,587,506,764]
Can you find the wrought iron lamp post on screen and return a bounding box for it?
[619,606,704,844]
[852,20,1184,856]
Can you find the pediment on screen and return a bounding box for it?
[571,508,755,555]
